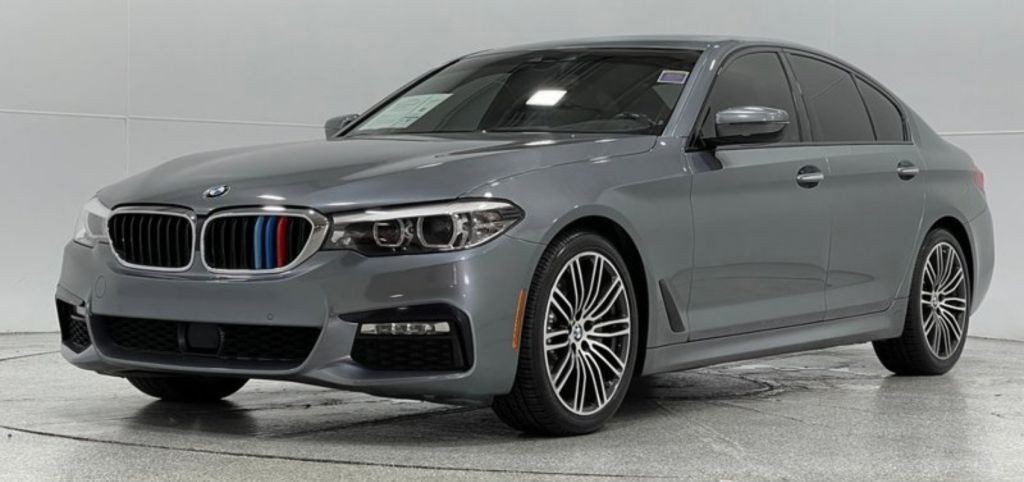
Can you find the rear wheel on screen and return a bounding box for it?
[873,229,970,375]
[493,231,639,435]
[127,375,248,402]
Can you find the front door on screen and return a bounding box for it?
[685,50,830,340]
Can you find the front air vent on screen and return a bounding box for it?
[56,300,92,353]
[108,210,194,270]
[94,315,321,369]
[202,212,324,273]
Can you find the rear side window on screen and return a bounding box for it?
[701,52,799,143]
[856,78,905,142]
[789,55,874,143]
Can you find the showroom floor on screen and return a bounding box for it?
[2,334,1022,480]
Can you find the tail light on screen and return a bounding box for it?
[973,167,985,194]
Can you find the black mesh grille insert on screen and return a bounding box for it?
[108,212,193,269]
[220,324,321,361]
[105,317,179,353]
[56,300,91,353]
[203,215,313,270]
[94,315,320,368]
[351,336,466,371]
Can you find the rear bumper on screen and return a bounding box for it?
[968,208,994,312]
[55,235,539,403]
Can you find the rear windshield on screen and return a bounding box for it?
[350,48,701,136]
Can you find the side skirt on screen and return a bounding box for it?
[640,298,906,376]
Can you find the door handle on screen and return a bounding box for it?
[897,160,919,180]
[796,166,824,188]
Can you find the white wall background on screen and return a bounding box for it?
[1,0,1021,340]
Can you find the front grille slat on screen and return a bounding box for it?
[181,218,191,267]
[154,216,164,267]
[143,215,154,266]
[218,217,229,269]
[124,216,135,261]
[169,218,180,267]
[225,218,236,269]
[204,215,313,271]
[109,212,193,270]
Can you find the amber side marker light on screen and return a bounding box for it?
[512,289,527,350]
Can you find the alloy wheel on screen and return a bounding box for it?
[920,241,969,360]
[543,251,631,416]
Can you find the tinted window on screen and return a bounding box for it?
[789,55,873,142]
[856,78,905,142]
[701,52,799,143]
[351,49,700,136]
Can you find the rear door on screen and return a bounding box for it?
[785,52,925,320]
[684,49,831,340]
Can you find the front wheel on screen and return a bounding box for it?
[127,375,249,402]
[873,229,971,375]
[493,231,639,435]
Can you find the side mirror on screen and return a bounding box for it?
[324,114,360,139]
[705,106,789,147]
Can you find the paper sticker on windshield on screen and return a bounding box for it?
[357,93,453,131]
[657,70,689,84]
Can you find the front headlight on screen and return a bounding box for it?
[324,199,523,255]
[73,197,111,247]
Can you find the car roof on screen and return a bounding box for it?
[467,35,811,56]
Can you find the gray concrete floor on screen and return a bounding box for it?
[1,334,1022,481]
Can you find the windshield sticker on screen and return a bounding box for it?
[357,93,453,130]
[657,70,689,84]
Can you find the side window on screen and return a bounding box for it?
[701,52,799,143]
[788,55,874,143]
[856,78,905,142]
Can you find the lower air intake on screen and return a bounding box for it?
[94,315,321,369]
[351,336,467,371]
[56,300,92,353]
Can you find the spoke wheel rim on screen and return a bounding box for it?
[543,251,631,416]
[920,241,968,360]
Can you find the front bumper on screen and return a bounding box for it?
[55,235,539,403]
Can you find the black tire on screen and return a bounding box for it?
[127,375,249,402]
[493,231,639,436]
[873,229,971,375]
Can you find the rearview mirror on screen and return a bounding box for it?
[324,114,360,139]
[705,106,789,147]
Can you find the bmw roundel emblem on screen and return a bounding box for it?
[204,185,230,198]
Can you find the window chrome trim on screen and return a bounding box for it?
[200,206,330,276]
[107,206,197,273]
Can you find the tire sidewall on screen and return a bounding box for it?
[523,232,639,433]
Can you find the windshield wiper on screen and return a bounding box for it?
[483,126,561,133]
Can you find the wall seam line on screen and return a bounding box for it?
[3,108,1024,137]
[0,109,321,129]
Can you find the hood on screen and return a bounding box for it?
[98,133,655,214]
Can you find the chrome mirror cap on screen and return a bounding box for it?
[708,105,790,147]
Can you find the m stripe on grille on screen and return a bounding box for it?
[204,214,313,271]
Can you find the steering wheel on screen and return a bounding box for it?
[612,111,657,130]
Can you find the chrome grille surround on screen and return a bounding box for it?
[200,207,330,276]
[107,206,197,272]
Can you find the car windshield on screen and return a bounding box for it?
[350,48,701,136]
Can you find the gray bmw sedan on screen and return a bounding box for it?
[57,36,994,435]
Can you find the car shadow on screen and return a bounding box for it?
[128,400,264,436]
[123,371,763,443]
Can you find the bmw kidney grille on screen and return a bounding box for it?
[202,215,315,271]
